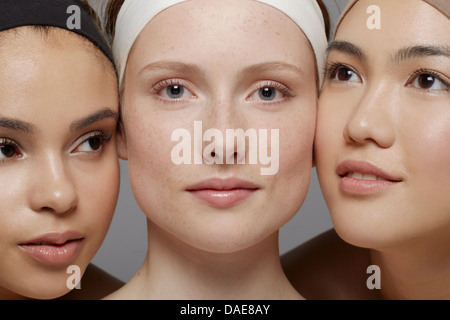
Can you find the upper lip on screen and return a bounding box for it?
[336,160,403,182]
[186,178,260,191]
[19,230,84,246]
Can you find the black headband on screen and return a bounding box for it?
[0,0,114,67]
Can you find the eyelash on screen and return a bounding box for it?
[0,130,113,163]
[0,138,22,162]
[250,81,295,101]
[324,63,449,93]
[152,78,195,103]
[406,69,449,92]
[323,62,360,82]
[153,78,295,106]
[71,130,113,155]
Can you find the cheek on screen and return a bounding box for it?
[271,100,316,209]
[0,166,33,243]
[405,112,450,195]
[315,96,343,168]
[280,109,315,171]
[77,155,120,240]
[123,106,181,215]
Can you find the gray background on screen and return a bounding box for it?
[89,0,348,283]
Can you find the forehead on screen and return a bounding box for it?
[0,29,117,125]
[129,0,314,71]
[336,0,450,53]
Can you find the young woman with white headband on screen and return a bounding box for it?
[104,0,328,299]
[283,0,450,300]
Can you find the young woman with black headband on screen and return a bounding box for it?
[0,0,123,299]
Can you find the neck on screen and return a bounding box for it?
[371,230,450,300]
[115,220,302,300]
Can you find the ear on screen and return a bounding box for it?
[116,122,128,160]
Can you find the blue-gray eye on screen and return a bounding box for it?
[167,85,184,99]
[160,85,193,99]
[258,87,277,101]
[250,86,286,102]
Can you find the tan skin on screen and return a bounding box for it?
[282,0,450,300]
[0,28,123,300]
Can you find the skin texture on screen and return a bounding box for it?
[283,0,450,299]
[0,28,122,299]
[107,0,318,299]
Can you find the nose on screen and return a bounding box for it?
[343,84,396,148]
[28,153,79,215]
[199,97,249,165]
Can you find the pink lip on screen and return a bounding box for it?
[336,160,402,195]
[19,231,84,266]
[186,178,259,208]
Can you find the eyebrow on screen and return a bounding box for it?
[394,45,450,62]
[139,60,304,83]
[0,117,35,133]
[70,108,119,132]
[139,61,205,78]
[328,41,450,65]
[327,41,367,61]
[240,61,305,77]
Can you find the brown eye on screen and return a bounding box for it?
[329,65,361,83]
[409,72,449,91]
[417,74,434,89]
[88,137,102,151]
[337,68,353,81]
[72,132,110,154]
[0,145,16,158]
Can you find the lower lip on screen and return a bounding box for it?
[189,189,257,208]
[339,176,398,195]
[19,239,84,266]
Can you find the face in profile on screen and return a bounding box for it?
[316,0,450,248]
[0,28,119,299]
[118,0,318,253]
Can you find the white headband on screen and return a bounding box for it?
[113,0,328,86]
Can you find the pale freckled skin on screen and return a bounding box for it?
[107,0,319,300]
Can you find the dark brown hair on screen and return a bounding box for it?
[1,0,114,72]
[106,0,330,43]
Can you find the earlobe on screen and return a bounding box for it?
[116,123,128,160]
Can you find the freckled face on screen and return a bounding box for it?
[120,0,318,253]
[316,0,450,249]
[0,29,119,299]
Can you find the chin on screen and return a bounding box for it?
[182,225,273,254]
[9,277,70,300]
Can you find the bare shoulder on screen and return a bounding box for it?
[60,263,124,300]
[281,229,380,299]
